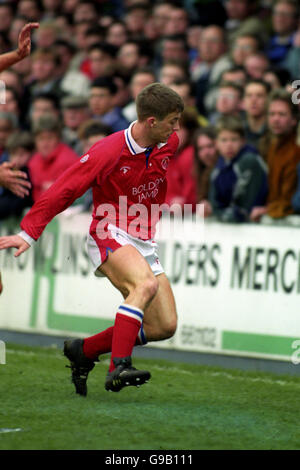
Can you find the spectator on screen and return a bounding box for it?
[117,39,152,77]
[251,88,300,221]
[29,114,78,202]
[242,79,270,148]
[0,112,18,163]
[266,0,299,66]
[224,0,266,43]
[208,115,268,222]
[123,3,151,38]
[156,34,189,70]
[106,20,129,48]
[29,92,60,129]
[263,67,291,90]
[17,0,43,22]
[73,0,98,24]
[61,95,90,153]
[88,77,129,132]
[209,81,244,125]
[78,119,113,154]
[0,69,24,97]
[76,119,113,210]
[71,20,94,72]
[284,22,300,79]
[150,2,174,40]
[163,5,189,36]
[54,39,91,98]
[8,16,28,48]
[159,60,188,86]
[0,2,15,34]
[0,131,34,219]
[23,47,66,112]
[169,78,208,127]
[221,65,248,87]
[192,25,232,116]
[122,67,156,123]
[231,33,262,67]
[244,52,270,80]
[87,42,118,80]
[165,108,200,210]
[193,127,218,215]
[0,87,22,127]
[34,20,60,48]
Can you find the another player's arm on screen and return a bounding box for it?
[0,22,39,72]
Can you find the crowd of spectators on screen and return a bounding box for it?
[1,0,300,224]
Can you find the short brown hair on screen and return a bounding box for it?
[215,115,245,138]
[6,131,35,153]
[136,82,184,121]
[268,88,299,119]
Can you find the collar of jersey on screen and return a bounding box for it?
[125,121,167,155]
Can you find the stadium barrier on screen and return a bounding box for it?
[1,212,300,363]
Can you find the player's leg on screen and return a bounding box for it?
[98,244,158,391]
[142,272,177,343]
[66,244,159,393]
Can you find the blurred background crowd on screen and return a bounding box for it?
[1,0,300,224]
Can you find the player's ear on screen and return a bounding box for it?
[147,117,156,128]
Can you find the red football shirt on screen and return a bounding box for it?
[21,122,179,241]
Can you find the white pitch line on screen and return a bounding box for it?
[0,428,22,434]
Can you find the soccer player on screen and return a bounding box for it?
[0,83,184,394]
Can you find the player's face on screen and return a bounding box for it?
[151,112,181,143]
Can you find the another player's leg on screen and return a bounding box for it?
[63,338,96,396]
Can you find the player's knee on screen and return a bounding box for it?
[137,275,159,304]
[162,316,177,339]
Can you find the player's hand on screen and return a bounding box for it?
[16,22,39,59]
[0,162,31,198]
[0,235,30,257]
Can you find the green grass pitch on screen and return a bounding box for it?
[0,343,300,450]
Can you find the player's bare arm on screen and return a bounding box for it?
[0,161,31,198]
[0,234,30,257]
[0,22,39,72]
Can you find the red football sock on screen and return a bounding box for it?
[109,304,144,372]
[83,317,146,361]
[83,326,114,360]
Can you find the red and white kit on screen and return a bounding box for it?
[19,122,179,275]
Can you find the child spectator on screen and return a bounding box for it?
[0,131,34,219]
[208,116,268,222]
[29,114,78,202]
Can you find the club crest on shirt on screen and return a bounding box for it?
[161,157,169,170]
[80,154,89,163]
[120,166,131,174]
